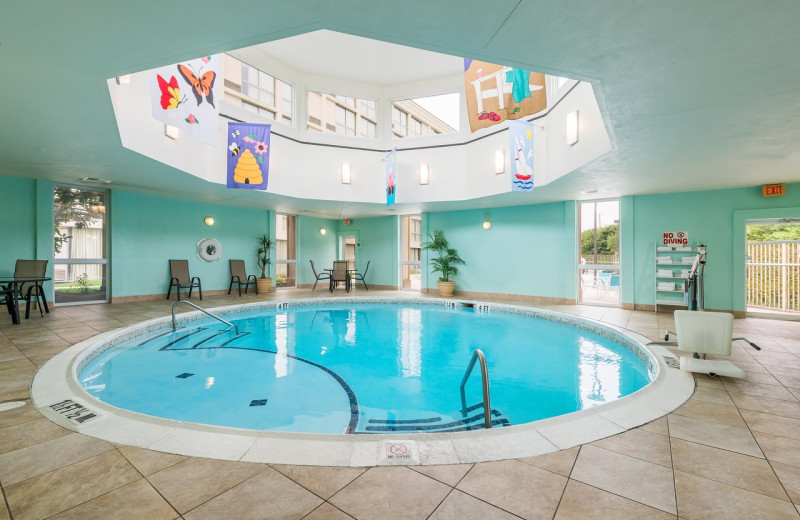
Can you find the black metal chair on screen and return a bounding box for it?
[14,259,49,318]
[167,259,202,301]
[228,259,257,296]
[329,260,350,292]
[351,260,370,290]
[310,260,331,290]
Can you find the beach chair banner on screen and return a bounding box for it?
[227,122,270,190]
[386,148,396,205]
[509,120,534,192]
[464,58,547,133]
[150,55,220,146]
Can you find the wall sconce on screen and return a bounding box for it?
[482,213,492,230]
[419,164,429,185]
[204,216,215,226]
[341,163,351,184]
[165,124,179,140]
[566,110,579,145]
[494,149,505,174]
[115,74,131,85]
[319,228,327,236]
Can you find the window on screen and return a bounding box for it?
[578,200,620,307]
[275,214,297,288]
[400,215,422,290]
[392,93,459,138]
[221,55,293,123]
[307,91,377,139]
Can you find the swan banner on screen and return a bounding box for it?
[226,122,270,190]
[464,58,547,133]
[509,120,534,191]
[150,55,220,146]
[386,148,396,205]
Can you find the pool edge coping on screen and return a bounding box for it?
[30,297,695,466]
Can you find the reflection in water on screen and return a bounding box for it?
[399,308,422,377]
[577,337,621,409]
[274,313,288,378]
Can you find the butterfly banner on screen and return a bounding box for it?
[463,58,547,133]
[386,148,396,205]
[509,120,534,192]
[150,54,220,146]
[227,122,270,190]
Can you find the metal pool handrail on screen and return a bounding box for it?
[171,300,239,335]
[459,349,492,429]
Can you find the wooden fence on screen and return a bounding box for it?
[746,240,800,312]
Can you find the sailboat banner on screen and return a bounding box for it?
[509,120,534,192]
[150,55,220,146]
[226,122,270,190]
[386,148,396,205]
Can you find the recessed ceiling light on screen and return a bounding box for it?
[80,177,113,185]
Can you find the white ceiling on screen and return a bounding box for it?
[1,2,799,218]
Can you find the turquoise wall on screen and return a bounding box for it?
[111,190,270,297]
[4,171,800,312]
[426,202,577,298]
[629,185,800,312]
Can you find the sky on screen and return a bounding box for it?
[411,93,460,130]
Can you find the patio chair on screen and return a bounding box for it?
[14,259,49,318]
[310,260,331,290]
[351,260,370,290]
[167,259,202,301]
[228,259,257,296]
[674,310,760,378]
[329,260,350,292]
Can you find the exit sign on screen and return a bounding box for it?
[762,184,786,197]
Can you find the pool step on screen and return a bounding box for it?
[145,327,250,351]
[361,403,511,433]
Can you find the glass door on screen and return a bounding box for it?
[275,214,297,288]
[338,233,358,270]
[53,185,108,305]
[579,200,620,306]
[400,215,422,290]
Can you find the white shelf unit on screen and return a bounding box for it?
[654,244,699,312]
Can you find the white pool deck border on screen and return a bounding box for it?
[30,297,694,466]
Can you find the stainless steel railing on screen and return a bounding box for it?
[459,349,492,429]
[171,300,239,335]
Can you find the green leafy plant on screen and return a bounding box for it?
[75,272,90,293]
[421,229,465,282]
[256,233,274,279]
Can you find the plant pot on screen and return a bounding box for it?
[256,278,273,294]
[437,280,456,297]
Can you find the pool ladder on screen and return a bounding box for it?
[171,300,239,335]
[459,349,493,429]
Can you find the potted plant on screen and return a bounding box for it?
[422,229,465,297]
[256,233,274,294]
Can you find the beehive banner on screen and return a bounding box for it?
[509,120,534,191]
[150,55,220,145]
[464,58,547,133]
[386,148,396,205]
[227,122,270,190]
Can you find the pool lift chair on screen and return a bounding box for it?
[666,310,761,379]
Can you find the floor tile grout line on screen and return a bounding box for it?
[117,446,183,517]
[268,462,366,504]
[0,480,12,520]
[170,465,274,517]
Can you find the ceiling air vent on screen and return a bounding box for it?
[80,177,112,185]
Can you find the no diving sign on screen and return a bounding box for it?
[387,443,410,459]
[662,231,689,246]
[381,440,420,465]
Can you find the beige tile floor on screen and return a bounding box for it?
[2,289,800,519]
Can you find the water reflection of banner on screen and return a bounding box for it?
[227,122,270,190]
[463,58,546,133]
[150,55,220,145]
[509,120,534,192]
[386,148,396,205]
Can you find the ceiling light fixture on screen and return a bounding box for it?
[419,164,429,185]
[494,149,505,174]
[165,124,179,140]
[341,163,351,184]
[566,110,579,145]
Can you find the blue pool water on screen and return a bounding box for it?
[78,303,652,434]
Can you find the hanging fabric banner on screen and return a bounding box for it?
[464,58,547,133]
[150,54,220,146]
[509,120,534,192]
[386,148,397,205]
[226,122,270,190]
